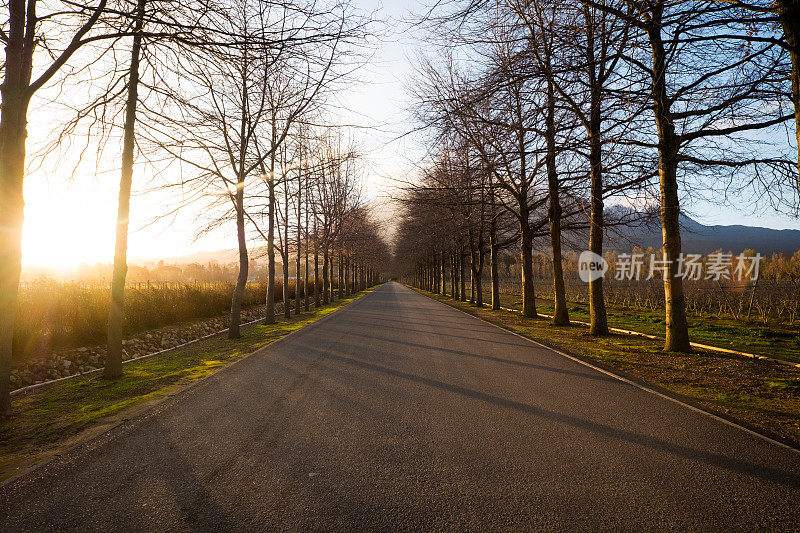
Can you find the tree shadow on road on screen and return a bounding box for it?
[307,347,800,489]
[333,330,617,384]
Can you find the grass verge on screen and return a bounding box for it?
[0,290,371,482]
[483,291,800,364]
[417,288,800,450]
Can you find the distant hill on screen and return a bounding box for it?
[136,212,800,265]
[605,214,800,255]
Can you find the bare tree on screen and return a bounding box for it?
[0,0,110,414]
[416,0,793,353]
[411,42,555,317]
[508,0,643,334]
[618,0,792,351]
[151,0,363,336]
[105,0,147,378]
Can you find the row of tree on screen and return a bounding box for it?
[0,0,389,415]
[397,0,798,350]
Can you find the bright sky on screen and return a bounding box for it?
[19,0,800,269]
[21,0,422,269]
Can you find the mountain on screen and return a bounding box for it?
[130,211,800,266]
[605,213,800,255]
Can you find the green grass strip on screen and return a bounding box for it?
[0,289,372,481]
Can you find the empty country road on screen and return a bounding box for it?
[1,282,799,531]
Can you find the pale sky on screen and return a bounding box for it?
[19,0,800,269]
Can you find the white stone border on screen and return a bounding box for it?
[420,290,800,455]
[10,315,267,397]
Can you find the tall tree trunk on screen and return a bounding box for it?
[490,233,499,310]
[295,172,302,315]
[470,257,476,303]
[105,0,146,378]
[304,200,310,311]
[474,251,484,307]
[459,249,467,302]
[0,0,32,414]
[328,253,335,302]
[343,255,349,297]
[283,249,290,319]
[283,183,290,319]
[338,251,344,299]
[313,219,320,307]
[430,257,436,294]
[440,250,447,297]
[580,3,609,335]
[230,48,254,338]
[489,173,500,310]
[455,253,460,300]
[314,251,320,306]
[545,82,569,326]
[649,13,691,352]
[323,249,330,304]
[265,172,276,324]
[451,253,457,299]
[344,255,349,296]
[519,213,538,318]
[468,239,476,303]
[229,178,248,339]
[434,255,441,294]
[587,94,609,335]
[777,0,800,186]
[295,242,301,315]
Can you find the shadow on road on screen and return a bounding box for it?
[300,342,800,489]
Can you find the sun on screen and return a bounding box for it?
[21,175,116,269]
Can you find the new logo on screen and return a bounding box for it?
[578,251,608,283]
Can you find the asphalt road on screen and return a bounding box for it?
[2,281,800,531]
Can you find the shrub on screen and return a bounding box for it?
[13,281,271,362]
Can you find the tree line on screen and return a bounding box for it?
[397,0,798,350]
[0,0,390,415]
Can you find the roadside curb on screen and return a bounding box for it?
[451,299,800,368]
[500,306,800,368]
[0,289,377,489]
[10,315,268,398]
[412,287,800,456]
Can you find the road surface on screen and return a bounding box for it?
[1,282,799,531]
